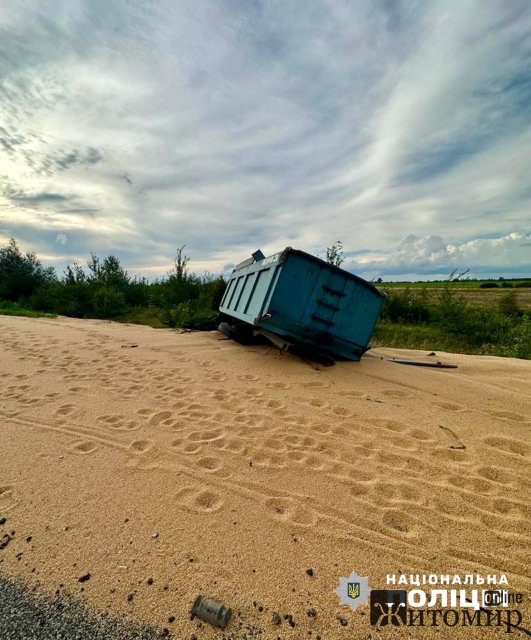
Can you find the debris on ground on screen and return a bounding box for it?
[191,595,232,630]
[0,533,12,550]
[390,357,458,368]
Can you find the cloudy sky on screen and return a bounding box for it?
[0,0,530,280]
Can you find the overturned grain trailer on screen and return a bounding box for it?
[219,247,385,363]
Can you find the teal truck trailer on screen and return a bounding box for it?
[219,247,386,362]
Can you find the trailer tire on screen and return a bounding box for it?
[217,321,257,345]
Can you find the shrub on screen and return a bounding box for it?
[0,238,56,301]
[124,279,151,307]
[162,300,218,330]
[27,283,62,313]
[479,282,498,288]
[502,315,531,359]
[380,288,431,323]
[54,282,94,317]
[93,287,127,318]
[498,291,522,317]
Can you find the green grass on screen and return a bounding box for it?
[116,307,167,328]
[373,285,531,359]
[372,321,485,355]
[0,303,57,319]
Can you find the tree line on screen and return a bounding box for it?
[0,238,226,329]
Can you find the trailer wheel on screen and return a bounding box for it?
[217,321,257,345]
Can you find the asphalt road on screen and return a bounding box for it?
[0,574,173,640]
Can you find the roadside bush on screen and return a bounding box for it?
[498,291,522,317]
[380,288,431,323]
[0,238,56,301]
[502,315,531,359]
[448,307,512,347]
[162,300,218,330]
[93,287,127,318]
[54,282,93,318]
[124,279,151,307]
[26,283,61,313]
[433,285,467,330]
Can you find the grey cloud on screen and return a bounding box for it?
[7,191,72,205]
[62,208,100,214]
[32,147,104,176]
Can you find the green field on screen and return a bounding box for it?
[371,281,530,358]
[380,278,530,288]
[377,282,531,310]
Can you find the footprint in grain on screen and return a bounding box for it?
[331,405,351,417]
[370,419,409,433]
[287,450,305,462]
[70,441,97,454]
[337,390,364,398]
[409,428,434,441]
[252,450,286,469]
[207,373,226,382]
[476,466,513,484]
[302,454,326,470]
[196,456,223,472]
[98,414,140,431]
[55,404,78,417]
[491,411,527,423]
[382,509,418,536]
[178,487,224,513]
[311,421,331,434]
[306,398,328,408]
[184,443,202,454]
[284,434,316,448]
[382,389,413,399]
[129,440,154,454]
[244,388,264,398]
[490,498,529,518]
[264,496,317,527]
[187,428,224,443]
[266,382,289,389]
[262,399,286,411]
[433,401,465,412]
[0,485,16,509]
[193,490,224,513]
[483,437,530,457]
[449,474,497,494]
[137,408,154,418]
[149,410,173,427]
[433,447,469,464]
[221,437,246,455]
